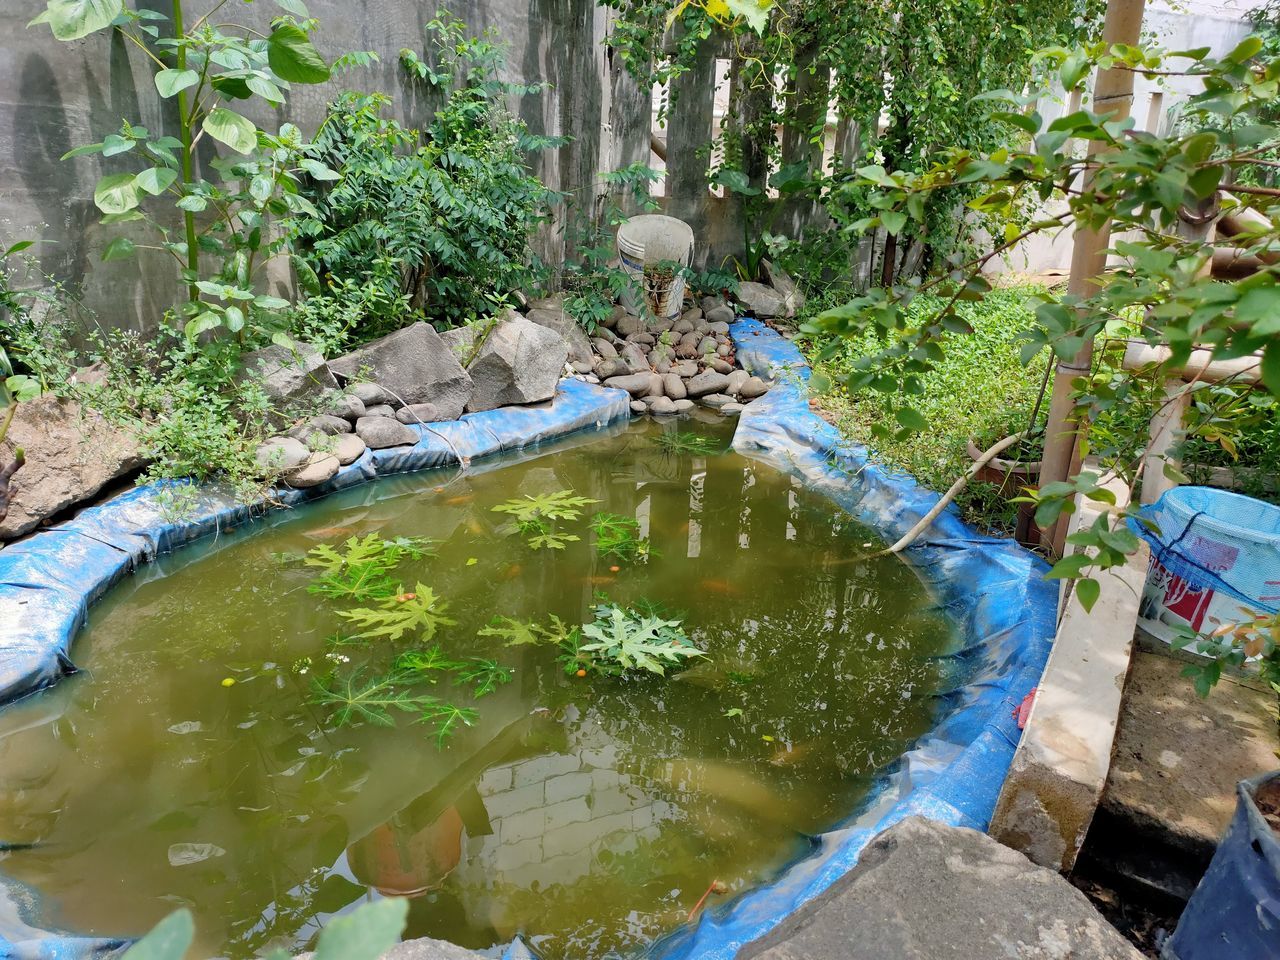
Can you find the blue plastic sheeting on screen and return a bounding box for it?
[0,377,630,710]
[0,326,1055,960]
[643,320,1057,960]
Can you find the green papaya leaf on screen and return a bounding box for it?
[202,108,258,155]
[268,23,331,84]
[101,237,136,262]
[120,908,193,960]
[155,69,199,98]
[93,173,140,214]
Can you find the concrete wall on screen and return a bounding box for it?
[0,0,634,328]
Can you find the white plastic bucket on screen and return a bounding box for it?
[616,215,695,320]
[1134,487,1280,638]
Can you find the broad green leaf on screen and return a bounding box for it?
[120,908,193,960]
[722,0,770,33]
[134,167,177,196]
[267,23,331,84]
[176,193,208,212]
[893,406,927,431]
[185,312,223,340]
[102,134,135,157]
[155,69,199,98]
[61,142,105,160]
[1234,286,1280,333]
[36,0,124,41]
[312,898,407,960]
[880,210,908,235]
[93,173,140,214]
[246,75,285,103]
[299,158,341,181]
[4,241,34,256]
[1076,577,1100,613]
[101,237,136,262]
[202,108,258,155]
[1262,339,1280,399]
[249,175,274,203]
[273,0,310,15]
[223,306,245,333]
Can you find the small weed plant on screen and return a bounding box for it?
[304,534,435,601]
[651,431,722,456]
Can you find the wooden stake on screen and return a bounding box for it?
[1038,0,1147,557]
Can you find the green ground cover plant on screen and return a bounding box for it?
[799,284,1050,531]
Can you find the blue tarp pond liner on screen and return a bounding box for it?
[0,321,1056,960]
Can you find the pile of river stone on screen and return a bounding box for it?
[542,294,772,418]
[247,286,782,489]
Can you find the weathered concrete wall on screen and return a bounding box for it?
[0,0,637,328]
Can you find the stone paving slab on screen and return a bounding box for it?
[1100,648,1278,858]
[737,816,1143,960]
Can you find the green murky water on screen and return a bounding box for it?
[0,419,959,959]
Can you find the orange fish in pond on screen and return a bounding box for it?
[433,486,445,493]
[699,578,741,596]
[443,494,473,506]
[583,575,616,586]
[467,520,484,534]
[395,593,417,603]
[503,564,523,580]
[768,742,813,767]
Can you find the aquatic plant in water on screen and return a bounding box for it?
[309,670,445,728]
[303,534,435,601]
[485,604,704,678]
[651,432,721,456]
[338,585,455,642]
[590,512,652,563]
[491,489,599,550]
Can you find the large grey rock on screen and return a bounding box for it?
[0,395,147,540]
[705,304,735,325]
[286,415,352,444]
[327,322,473,418]
[725,369,750,397]
[526,306,593,364]
[685,371,731,398]
[332,433,366,465]
[615,313,645,338]
[284,452,339,489]
[255,437,310,473]
[296,935,484,960]
[348,382,389,406]
[649,396,678,416]
[327,393,366,422]
[662,374,687,400]
[239,342,337,408]
[463,315,568,413]
[739,376,770,400]
[762,258,805,318]
[395,403,442,425]
[739,817,1143,960]
[736,281,787,319]
[355,416,418,449]
[592,338,618,360]
[618,342,650,374]
[604,373,659,398]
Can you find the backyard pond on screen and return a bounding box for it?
[0,419,964,959]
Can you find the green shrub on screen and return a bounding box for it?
[289,12,557,339]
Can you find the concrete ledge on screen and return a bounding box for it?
[990,485,1149,873]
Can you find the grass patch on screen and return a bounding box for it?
[798,283,1051,533]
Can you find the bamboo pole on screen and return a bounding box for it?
[1037,0,1147,556]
